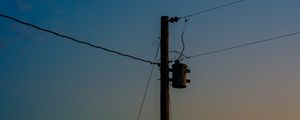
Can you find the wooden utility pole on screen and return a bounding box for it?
[160,16,170,120]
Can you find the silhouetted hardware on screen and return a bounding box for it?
[169,16,179,23]
[171,60,190,88]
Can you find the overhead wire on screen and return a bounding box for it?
[0,13,157,65]
[177,18,189,60]
[174,0,246,61]
[136,43,160,120]
[180,0,246,19]
[182,31,300,60]
[170,50,188,60]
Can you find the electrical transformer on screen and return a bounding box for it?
[171,60,190,88]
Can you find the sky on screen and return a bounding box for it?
[1,0,300,120]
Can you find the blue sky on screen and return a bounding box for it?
[1,0,300,120]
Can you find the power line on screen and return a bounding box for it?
[170,50,189,59]
[0,13,157,65]
[136,45,160,120]
[183,31,300,60]
[180,0,246,19]
[177,18,189,60]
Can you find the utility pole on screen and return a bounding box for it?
[160,15,189,120]
[160,16,170,120]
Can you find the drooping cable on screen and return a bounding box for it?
[170,50,189,60]
[180,0,246,19]
[177,18,189,60]
[136,44,160,120]
[182,31,300,60]
[0,13,157,65]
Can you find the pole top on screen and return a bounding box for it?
[161,16,179,23]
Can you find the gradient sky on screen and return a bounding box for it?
[1,0,300,120]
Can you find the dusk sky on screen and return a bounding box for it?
[1,0,300,120]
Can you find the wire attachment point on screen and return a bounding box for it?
[169,16,180,23]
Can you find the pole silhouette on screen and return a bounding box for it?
[160,16,170,120]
